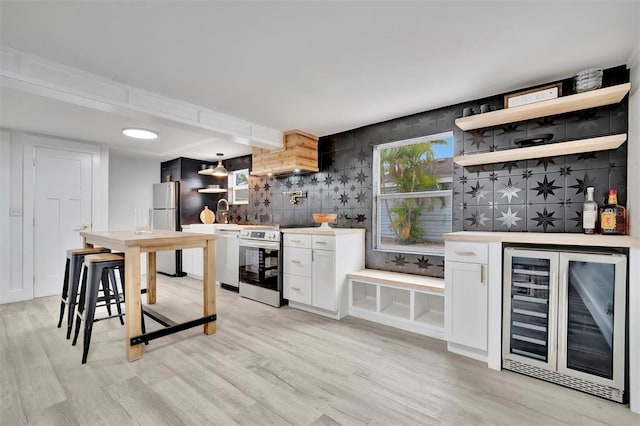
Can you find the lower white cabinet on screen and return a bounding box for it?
[282,230,365,319]
[312,248,336,311]
[348,270,445,340]
[445,241,489,360]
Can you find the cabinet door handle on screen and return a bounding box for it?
[480,265,485,284]
[291,239,301,243]
[291,260,301,264]
[454,250,476,256]
[291,287,300,292]
[316,241,327,245]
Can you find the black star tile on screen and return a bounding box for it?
[355,170,369,185]
[529,174,563,202]
[527,205,564,232]
[308,176,319,186]
[464,180,493,206]
[355,190,367,204]
[324,174,334,186]
[263,198,271,208]
[464,207,492,230]
[414,256,433,270]
[391,254,409,267]
[356,214,367,223]
[564,202,584,232]
[559,166,572,177]
[494,161,522,176]
[464,128,493,153]
[566,108,610,139]
[355,149,369,164]
[339,192,350,205]
[527,156,563,174]
[567,169,608,203]
[263,182,271,192]
[339,171,350,186]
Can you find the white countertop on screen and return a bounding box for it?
[445,231,640,248]
[280,227,366,236]
[182,224,274,233]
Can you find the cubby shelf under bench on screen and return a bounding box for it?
[347,269,445,340]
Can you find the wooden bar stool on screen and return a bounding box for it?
[72,253,126,364]
[57,247,110,339]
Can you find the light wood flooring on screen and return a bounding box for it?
[1,275,639,426]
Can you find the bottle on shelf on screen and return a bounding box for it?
[600,189,626,235]
[582,187,598,234]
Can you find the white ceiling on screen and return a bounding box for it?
[1,1,639,160]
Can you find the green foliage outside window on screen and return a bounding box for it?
[380,140,448,244]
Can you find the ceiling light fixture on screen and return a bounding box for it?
[211,153,228,177]
[122,128,159,140]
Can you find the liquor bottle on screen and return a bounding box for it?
[600,189,626,235]
[582,186,598,234]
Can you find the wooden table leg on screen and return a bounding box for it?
[82,236,93,248]
[125,245,142,361]
[147,252,156,304]
[203,239,216,334]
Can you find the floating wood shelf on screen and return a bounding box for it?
[453,134,627,167]
[197,188,227,193]
[455,83,630,131]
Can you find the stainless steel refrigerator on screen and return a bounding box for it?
[153,182,185,276]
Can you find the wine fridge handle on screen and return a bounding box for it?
[480,265,485,284]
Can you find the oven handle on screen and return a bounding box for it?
[239,240,280,250]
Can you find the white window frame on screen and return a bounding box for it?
[228,168,249,205]
[372,131,453,255]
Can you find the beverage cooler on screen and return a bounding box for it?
[503,248,627,402]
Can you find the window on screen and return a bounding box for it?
[373,132,453,255]
[228,169,249,205]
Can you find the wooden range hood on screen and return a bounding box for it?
[251,129,319,176]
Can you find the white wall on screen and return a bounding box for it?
[0,130,109,303]
[108,152,159,231]
[108,152,160,276]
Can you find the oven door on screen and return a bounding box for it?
[238,240,280,291]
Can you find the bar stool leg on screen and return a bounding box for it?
[57,258,70,328]
[109,268,125,325]
[66,255,84,339]
[102,269,112,317]
[82,264,104,364]
[72,266,88,346]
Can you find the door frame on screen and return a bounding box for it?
[22,133,109,300]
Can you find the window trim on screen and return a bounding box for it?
[372,132,453,256]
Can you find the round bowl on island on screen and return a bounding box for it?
[312,213,337,229]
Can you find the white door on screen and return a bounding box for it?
[34,147,92,298]
[445,261,488,350]
[312,248,336,311]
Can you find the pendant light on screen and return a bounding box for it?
[211,153,228,177]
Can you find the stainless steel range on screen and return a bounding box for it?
[238,228,284,307]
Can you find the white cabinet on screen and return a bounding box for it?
[445,241,488,359]
[312,248,335,311]
[282,230,365,319]
[348,270,445,340]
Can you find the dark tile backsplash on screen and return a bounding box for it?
[223,65,629,278]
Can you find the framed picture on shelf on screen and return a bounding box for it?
[504,83,562,108]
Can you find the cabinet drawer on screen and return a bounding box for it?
[283,247,312,276]
[312,235,335,251]
[283,234,312,248]
[283,273,312,305]
[445,241,488,264]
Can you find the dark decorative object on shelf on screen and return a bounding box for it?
[513,133,554,146]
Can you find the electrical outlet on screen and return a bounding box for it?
[9,207,22,217]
